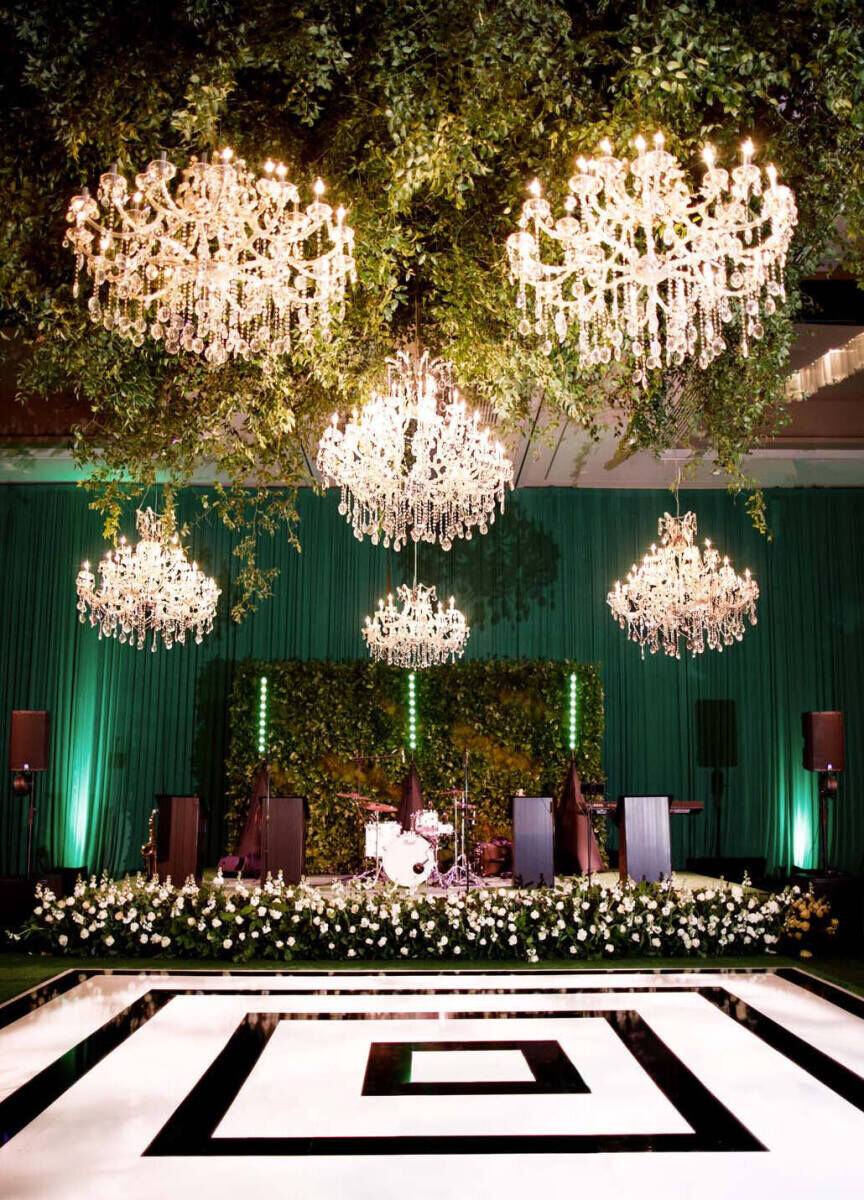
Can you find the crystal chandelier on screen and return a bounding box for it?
[76,508,220,651]
[317,349,512,551]
[606,510,759,658]
[507,134,796,383]
[363,582,470,669]
[64,149,355,363]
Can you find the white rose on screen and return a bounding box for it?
[222,938,233,949]
[58,934,68,947]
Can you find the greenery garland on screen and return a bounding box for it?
[225,659,604,873]
[2,2,863,611]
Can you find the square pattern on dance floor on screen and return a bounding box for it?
[1,967,863,1199]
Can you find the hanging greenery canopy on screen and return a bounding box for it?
[225,659,604,873]
[2,1,863,613]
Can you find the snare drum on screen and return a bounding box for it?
[364,819,401,859]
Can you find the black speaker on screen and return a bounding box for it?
[9,711,50,772]
[511,795,555,886]
[802,711,844,772]
[155,795,206,882]
[695,700,738,769]
[261,795,308,884]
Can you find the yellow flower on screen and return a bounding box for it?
[800,949,813,959]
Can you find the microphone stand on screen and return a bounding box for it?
[261,757,271,882]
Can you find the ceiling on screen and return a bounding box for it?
[2,313,864,491]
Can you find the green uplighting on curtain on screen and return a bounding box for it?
[0,484,861,877]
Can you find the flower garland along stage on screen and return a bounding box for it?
[9,873,834,964]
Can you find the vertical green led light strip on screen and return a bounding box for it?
[568,671,578,753]
[257,675,269,757]
[407,671,417,752]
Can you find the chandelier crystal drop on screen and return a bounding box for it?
[507,134,797,383]
[606,510,759,658]
[316,350,513,551]
[362,582,470,669]
[64,149,356,363]
[75,508,220,651]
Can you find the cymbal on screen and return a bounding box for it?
[362,800,398,814]
[337,791,371,801]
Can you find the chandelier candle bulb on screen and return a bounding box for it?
[64,150,355,362]
[75,508,220,652]
[606,511,759,659]
[507,133,796,377]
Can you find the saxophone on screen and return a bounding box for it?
[141,807,158,877]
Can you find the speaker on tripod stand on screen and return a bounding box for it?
[9,710,50,879]
[696,699,737,857]
[801,711,844,873]
[795,711,861,945]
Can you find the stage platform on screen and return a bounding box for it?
[213,870,736,897]
[1,966,862,1198]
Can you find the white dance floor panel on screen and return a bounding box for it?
[1,968,863,1199]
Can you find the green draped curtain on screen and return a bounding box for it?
[0,484,861,877]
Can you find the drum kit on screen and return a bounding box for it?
[337,786,478,890]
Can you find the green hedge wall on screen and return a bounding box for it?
[225,660,604,874]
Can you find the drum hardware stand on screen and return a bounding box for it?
[352,802,385,885]
[441,751,482,892]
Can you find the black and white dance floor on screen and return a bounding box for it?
[1,968,863,1198]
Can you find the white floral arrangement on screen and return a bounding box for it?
[6,871,806,963]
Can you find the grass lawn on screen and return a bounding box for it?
[2,949,863,1006]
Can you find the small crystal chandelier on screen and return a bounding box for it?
[606,510,759,658]
[363,582,470,669]
[64,149,355,363]
[507,134,796,383]
[76,508,220,651]
[317,349,512,551]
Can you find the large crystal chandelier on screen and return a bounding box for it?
[64,149,355,363]
[75,508,220,651]
[317,349,512,551]
[363,582,470,669]
[507,135,796,383]
[606,510,759,658]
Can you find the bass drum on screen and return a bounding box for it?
[382,831,433,888]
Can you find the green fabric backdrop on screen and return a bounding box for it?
[0,484,861,877]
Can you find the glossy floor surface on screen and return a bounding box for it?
[1,968,863,1198]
